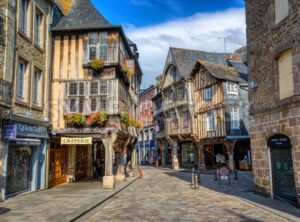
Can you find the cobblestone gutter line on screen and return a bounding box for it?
[69,177,140,222]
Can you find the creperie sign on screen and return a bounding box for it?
[61,137,93,145]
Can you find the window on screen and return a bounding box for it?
[90,82,98,95]
[207,111,215,131]
[204,86,213,100]
[88,32,98,61]
[182,110,190,128]
[17,60,27,99]
[177,86,185,100]
[275,0,289,24]
[279,50,293,99]
[34,8,43,47]
[0,16,4,45]
[226,82,238,95]
[99,32,108,61]
[33,69,41,105]
[20,0,29,34]
[67,82,85,113]
[171,112,178,129]
[100,81,107,94]
[230,107,240,129]
[90,97,97,112]
[100,96,107,111]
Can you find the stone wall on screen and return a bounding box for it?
[250,106,300,203]
[246,0,300,205]
[246,0,300,115]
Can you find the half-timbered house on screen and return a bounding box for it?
[153,47,229,169]
[191,60,250,171]
[49,0,142,189]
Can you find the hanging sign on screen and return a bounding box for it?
[3,124,17,141]
[61,137,93,145]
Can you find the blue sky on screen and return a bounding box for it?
[91,0,246,88]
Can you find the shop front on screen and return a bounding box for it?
[181,143,194,166]
[48,137,93,187]
[1,122,48,200]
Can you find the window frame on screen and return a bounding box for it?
[32,68,42,106]
[275,0,289,25]
[17,59,28,100]
[230,107,240,129]
[34,6,44,48]
[226,82,238,95]
[207,111,215,131]
[204,86,213,101]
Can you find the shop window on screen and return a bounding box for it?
[230,107,240,129]
[275,0,289,25]
[279,50,293,100]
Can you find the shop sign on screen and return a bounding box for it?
[3,124,17,141]
[268,135,291,148]
[17,123,48,138]
[16,139,41,146]
[61,137,93,145]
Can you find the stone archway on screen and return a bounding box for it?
[268,134,297,207]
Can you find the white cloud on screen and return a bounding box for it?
[125,8,246,88]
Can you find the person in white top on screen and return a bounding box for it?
[216,153,225,168]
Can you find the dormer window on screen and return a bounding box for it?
[226,82,238,95]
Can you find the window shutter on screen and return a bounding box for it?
[279,50,293,99]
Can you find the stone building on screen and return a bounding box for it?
[247,0,300,207]
[0,0,53,200]
[137,85,155,164]
[50,0,142,189]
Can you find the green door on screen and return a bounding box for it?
[269,135,297,207]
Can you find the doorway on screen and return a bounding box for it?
[268,135,297,207]
[75,145,88,181]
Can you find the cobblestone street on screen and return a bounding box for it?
[82,167,300,222]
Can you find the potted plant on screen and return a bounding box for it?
[86,112,108,127]
[91,59,104,73]
[130,119,137,127]
[64,113,86,127]
[120,112,130,125]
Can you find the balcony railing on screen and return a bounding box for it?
[167,122,192,135]
[164,98,188,111]
[0,79,13,106]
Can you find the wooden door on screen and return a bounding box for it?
[49,143,68,187]
[75,146,88,181]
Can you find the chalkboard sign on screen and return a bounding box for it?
[268,135,291,149]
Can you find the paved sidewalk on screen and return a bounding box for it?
[0,176,138,222]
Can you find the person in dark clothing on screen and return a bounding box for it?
[94,158,103,178]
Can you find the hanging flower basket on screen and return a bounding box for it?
[120,112,130,125]
[86,112,108,127]
[64,113,86,127]
[91,59,104,74]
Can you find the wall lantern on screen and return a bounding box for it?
[249,81,258,89]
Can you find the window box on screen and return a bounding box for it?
[64,113,86,127]
[86,112,107,127]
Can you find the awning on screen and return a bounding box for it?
[15,138,41,146]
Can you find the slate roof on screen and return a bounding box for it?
[170,47,228,77]
[228,60,248,81]
[197,60,246,83]
[52,0,116,31]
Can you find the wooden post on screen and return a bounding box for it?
[102,137,115,189]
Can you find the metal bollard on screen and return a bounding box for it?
[234,169,238,180]
[214,169,218,181]
[191,167,195,186]
[198,171,201,185]
[194,174,199,188]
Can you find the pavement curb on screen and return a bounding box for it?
[68,176,140,222]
